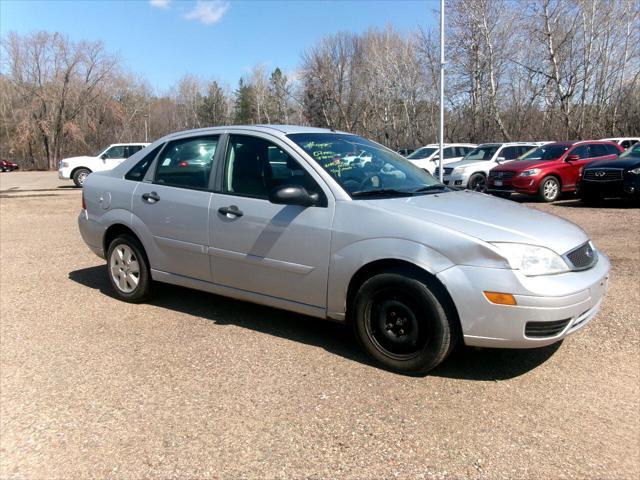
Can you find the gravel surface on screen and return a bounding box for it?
[1,175,638,479]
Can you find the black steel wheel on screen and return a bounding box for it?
[353,270,458,374]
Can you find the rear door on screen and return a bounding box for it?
[209,133,334,308]
[561,144,594,189]
[132,135,220,281]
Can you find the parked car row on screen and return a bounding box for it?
[398,136,638,203]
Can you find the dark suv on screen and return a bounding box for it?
[578,143,640,203]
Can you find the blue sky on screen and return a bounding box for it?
[0,0,438,92]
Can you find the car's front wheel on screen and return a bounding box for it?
[538,176,561,202]
[353,270,458,375]
[107,235,151,303]
[72,168,91,187]
[468,173,487,192]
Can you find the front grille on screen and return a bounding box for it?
[525,319,571,337]
[434,167,454,177]
[565,242,597,270]
[489,170,516,179]
[583,168,623,181]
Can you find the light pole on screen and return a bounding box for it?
[143,114,149,143]
[438,0,445,183]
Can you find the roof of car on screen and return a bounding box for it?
[110,142,150,146]
[166,124,349,139]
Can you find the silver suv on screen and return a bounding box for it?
[79,126,609,374]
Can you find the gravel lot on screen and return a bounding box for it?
[1,172,639,479]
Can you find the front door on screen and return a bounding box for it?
[210,134,333,308]
[132,135,220,281]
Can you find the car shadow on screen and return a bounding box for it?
[507,193,638,209]
[68,265,561,381]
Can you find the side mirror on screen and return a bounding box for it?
[567,154,580,162]
[432,154,440,161]
[101,153,108,160]
[496,156,506,164]
[269,185,318,207]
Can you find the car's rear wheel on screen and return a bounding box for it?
[73,168,91,187]
[353,271,457,375]
[468,173,487,192]
[538,176,560,202]
[107,235,151,303]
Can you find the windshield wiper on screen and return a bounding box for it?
[351,188,415,198]
[411,184,448,193]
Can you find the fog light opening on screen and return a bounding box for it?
[484,291,517,306]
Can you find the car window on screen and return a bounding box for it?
[590,144,609,157]
[223,135,324,201]
[103,146,126,159]
[443,147,456,159]
[125,144,164,182]
[407,147,437,160]
[620,143,640,157]
[463,145,499,161]
[603,144,619,155]
[154,136,218,190]
[569,145,589,159]
[500,146,520,160]
[125,145,144,158]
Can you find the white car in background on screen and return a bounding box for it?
[600,137,639,150]
[406,143,476,174]
[439,142,541,192]
[59,143,149,187]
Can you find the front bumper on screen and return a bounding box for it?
[488,176,541,195]
[437,252,610,348]
[578,176,640,198]
[58,167,72,180]
[442,172,469,188]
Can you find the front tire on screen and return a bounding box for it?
[353,271,458,374]
[107,235,151,303]
[72,168,91,187]
[538,176,560,202]
[468,173,487,192]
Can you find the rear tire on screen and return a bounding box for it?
[468,173,487,192]
[353,271,458,375]
[538,176,560,202]
[107,234,151,303]
[73,168,91,187]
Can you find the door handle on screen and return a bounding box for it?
[142,191,160,203]
[218,205,243,218]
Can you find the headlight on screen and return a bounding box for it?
[60,161,69,168]
[518,168,541,177]
[629,167,640,175]
[491,242,570,276]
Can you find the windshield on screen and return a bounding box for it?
[620,144,640,158]
[462,145,499,161]
[93,146,108,157]
[288,133,447,198]
[520,145,570,161]
[407,147,437,160]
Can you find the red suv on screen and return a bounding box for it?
[487,141,623,202]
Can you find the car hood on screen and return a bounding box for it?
[370,190,588,254]
[585,157,640,170]
[446,159,493,170]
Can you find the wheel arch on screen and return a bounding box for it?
[71,166,92,177]
[344,259,461,337]
[103,223,145,259]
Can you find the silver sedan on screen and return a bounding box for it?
[78,125,609,374]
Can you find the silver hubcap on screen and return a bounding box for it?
[544,180,558,199]
[77,172,88,185]
[109,244,140,293]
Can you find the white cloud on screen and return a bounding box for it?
[184,0,230,25]
[149,0,171,8]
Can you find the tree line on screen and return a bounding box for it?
[1,0,638,170]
